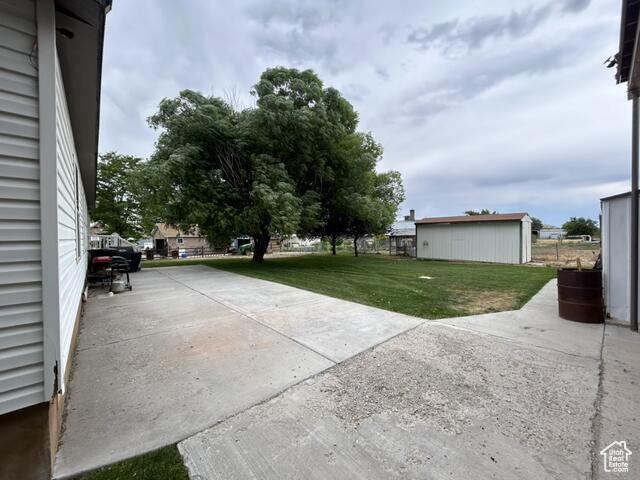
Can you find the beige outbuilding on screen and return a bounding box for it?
[415,213,532,264]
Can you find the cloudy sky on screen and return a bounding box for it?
[99,0,629,226]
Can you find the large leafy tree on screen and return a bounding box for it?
[146,68,403,261]
[465,209,498,216]
[94,152,150,238]
[347,170,405,256]
[531,217,543,232]
[562,217,599,236]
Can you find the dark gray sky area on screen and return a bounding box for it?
[99,0,629,226]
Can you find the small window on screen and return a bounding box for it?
[176,237,184,245]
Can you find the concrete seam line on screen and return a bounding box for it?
[589,322,607,479]
[154,267,338,364]
[174,318,428,450]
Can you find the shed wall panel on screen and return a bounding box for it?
[416,221,523,264]
[602,196,632,324]
[0,0,44,415]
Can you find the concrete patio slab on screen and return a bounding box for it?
[157,266,424,362]
[78,291,237,349]
[159,266,335,315]
[435,280,604,359]
[55,305,333,478]
[254,297,423,362]
[180,320,601,479]
[54,266,424,478]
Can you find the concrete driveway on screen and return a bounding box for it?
[53,266,423,478]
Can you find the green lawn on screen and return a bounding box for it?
[78,446,188,480]
[145,254,556,318]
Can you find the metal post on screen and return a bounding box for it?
[631,92,639,331]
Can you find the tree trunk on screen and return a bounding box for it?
[252,233,270,262]
[353,236,359,257]
[331,234,337,256]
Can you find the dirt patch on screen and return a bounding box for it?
[309,324,597,456]
[450,289,519,315]
[532,240,600,268]
[316,330,492,434]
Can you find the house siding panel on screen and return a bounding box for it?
[55,50,87,385]
[0,0,44,415]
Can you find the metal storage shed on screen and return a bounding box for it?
[415,213,532,264]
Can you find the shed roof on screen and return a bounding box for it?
[601,190,637,201]
[153,223,201,238]
[415,213,528,225]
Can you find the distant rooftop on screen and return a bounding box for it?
[153,223,201,238]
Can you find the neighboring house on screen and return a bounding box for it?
[282,234,321,249]
[389,209,417,256]
[151,223,211,253]
[415,213,532,264]
[0,0,111,475]
[137,237,153,251]
[88,221,105,235]
[267,237,282,254]
[538,227,567,240]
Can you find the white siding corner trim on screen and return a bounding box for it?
[37,0,60,408]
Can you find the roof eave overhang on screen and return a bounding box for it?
[416,220,521,226]
[617,0,640,95]
[54,0,111,210]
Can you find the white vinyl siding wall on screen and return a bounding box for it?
[0,0,44,415]
[416,221,524,264]
[55,51,87,384]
